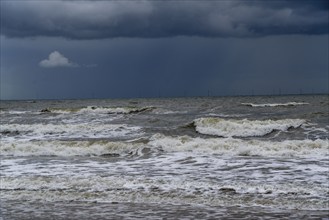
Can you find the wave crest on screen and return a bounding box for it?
[2,135,326,158]
[193,117,305,137]
[241,102,309,107]
[0,123,143,141]
[149,134,328,158]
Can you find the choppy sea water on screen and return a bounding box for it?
[0,95,328,219]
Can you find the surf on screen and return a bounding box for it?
[192,117,305,137]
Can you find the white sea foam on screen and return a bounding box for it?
[193,117,305,137]
[0,140,143,157]
[241,102,309,107]
[0,110,31,115]
[148,134,328,158]
[78,106,132,114]
[1,172,328,210]
[0,175,323,198]
[1,135,327,158]
[206,113,250,118]
[0,123,143,141]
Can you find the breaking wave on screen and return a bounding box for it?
[0,123,143,141]
[193,117,305,137]
[148,134,328,158]
[241,102,309,107]
[1,134,327,158]
[0,140,144,157]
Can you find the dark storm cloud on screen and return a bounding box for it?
[1,0,328,39]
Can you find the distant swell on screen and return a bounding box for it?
[193,117,305,137]
[41,106,156,114]
[241,102,309,107]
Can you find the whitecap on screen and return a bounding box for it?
[148,134,328,158]
[241,102,309,107]
[0,140,144,157]
[0,123,143,141]
[2,134,327,158]
[193,117,305,137]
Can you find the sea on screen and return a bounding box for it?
[0,95,328,219]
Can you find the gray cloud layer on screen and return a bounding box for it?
[1,0,328,39]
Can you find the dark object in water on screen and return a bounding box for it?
[1,130,20,136]
[219,187,237,194]
[40,108,51,113]
[101,153,120,157]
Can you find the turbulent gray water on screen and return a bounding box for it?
[1,95,328,219]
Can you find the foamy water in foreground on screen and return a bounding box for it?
[1,95,328,219]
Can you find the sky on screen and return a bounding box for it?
[0,0,328,100]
